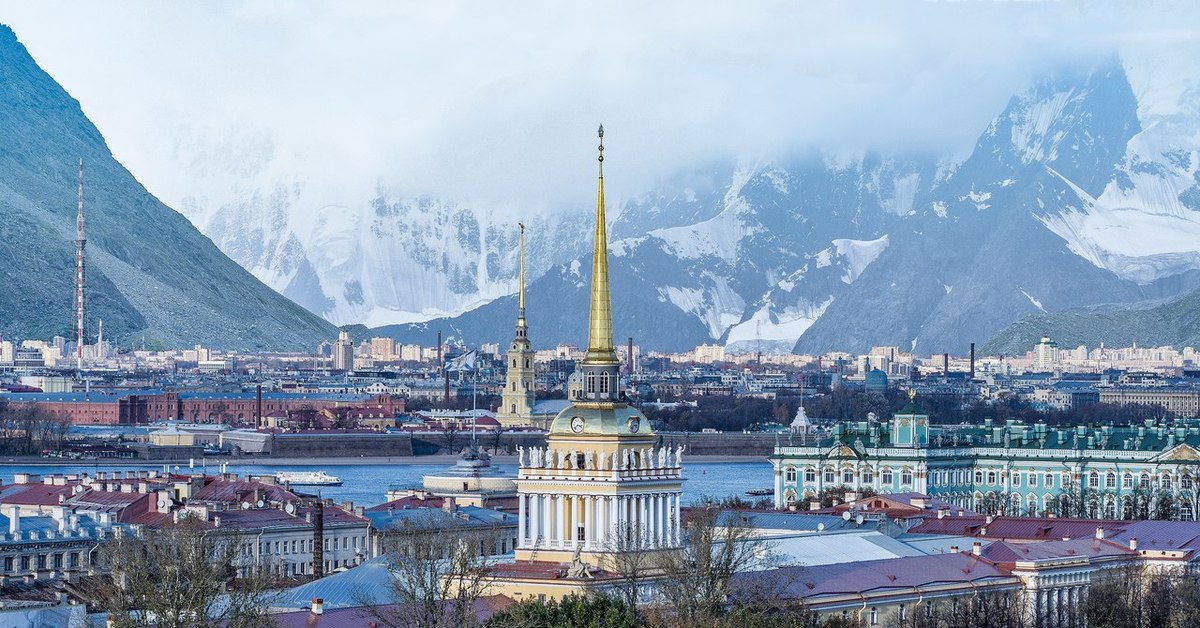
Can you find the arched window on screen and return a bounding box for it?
[1163,474,1173,490]
[1011,472,1021,488]
[901,470,913,486]
[881,469,894,485]
[1106,473,1116,489]
[784,467,797,483]
[512,359,517,368]
[861,469,874,484]
[1089,472,1099,488]
[974,470,983,484]
[824,467,835,484]
[525,358,530,368]
[986,471,996,485]
[586,373,596,393]
[1122,473,1133,489]
[599,373,610,394]
[804,468,816,483]
[1140,473,1151,490]
[1045,472,1054,488]
[842,469,854,484]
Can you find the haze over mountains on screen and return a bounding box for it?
[0,25,333,350]
[4,15,1200,356]
[368,52,1200,355]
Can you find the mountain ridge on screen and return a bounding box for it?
[0,24,335,351]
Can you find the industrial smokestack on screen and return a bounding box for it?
[970,343,976,380]
[312,501,324,578]
[943,353,949,378]
[436,331,442,365]
[255,385,263,429]
[627,337,634,375]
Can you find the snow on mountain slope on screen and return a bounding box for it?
[1036,47,1200,284]
[169,125,588,327]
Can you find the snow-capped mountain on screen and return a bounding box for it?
[171,128,591,328]
[178,47,1200,355]
[382,55,1200,355]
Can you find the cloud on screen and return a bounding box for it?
[1,0,1196,215]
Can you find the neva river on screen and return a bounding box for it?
[0,460,774,508]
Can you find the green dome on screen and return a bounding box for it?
[548,403,652,437]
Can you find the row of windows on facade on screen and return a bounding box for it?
[785,467,912,486]
[3,550,84,572]
[235,535,368,557]
[784,466,1200,492]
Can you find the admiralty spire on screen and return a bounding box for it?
[502,126,684,583]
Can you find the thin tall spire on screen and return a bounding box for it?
[517,222,527,333]
[584,125,617,365]
[75,158,86,371]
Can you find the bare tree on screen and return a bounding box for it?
[440,421,462,454]
[85,518,276,628]
[652,505,776,625]
[606,521,656,614]
[360,511,498,628]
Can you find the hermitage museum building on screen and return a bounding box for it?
[770,398,1200,520]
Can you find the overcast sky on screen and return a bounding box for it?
[0,1,1195,211]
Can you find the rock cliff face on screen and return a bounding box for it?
[0,25,333,350]
[385,60,1200,355]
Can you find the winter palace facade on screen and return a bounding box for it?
[770,399,1200,520]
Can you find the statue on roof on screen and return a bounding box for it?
[567,545,594,579]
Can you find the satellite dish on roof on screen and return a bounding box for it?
[842,511,852,521]
[257,500,265,508]
[856,514,865,526]
[156,498,168,511]
[241,501,251,510]
[817,523,825,532]
[285,502,296,514]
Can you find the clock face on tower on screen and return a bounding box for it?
[570,416,585,433]
[628,417,640,433]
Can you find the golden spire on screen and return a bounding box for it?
[517,222,527,330]
[585,124,618,365]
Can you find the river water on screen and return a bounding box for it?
[0,460,774,508]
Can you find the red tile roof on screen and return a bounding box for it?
[981,538,1135,566]
[190,478,298,504]
[0,483,74,506]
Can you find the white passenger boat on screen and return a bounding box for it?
[275,471,343,486]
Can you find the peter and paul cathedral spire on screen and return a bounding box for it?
[517,222,528,337]
[497,222,537,428]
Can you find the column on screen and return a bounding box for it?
[556,495,566,547]
[675,493,682,544]
[657,494,667,547]
[530,495,541,546]
[518,494,527,545]
[610,496,620,541]
[543,494,553,547]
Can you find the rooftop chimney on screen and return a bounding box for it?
[972,541,982,556]
[7,506,19,534]
[949,545,959,553]
[1129,537,1138,551]
[1096,527,1105,540]
[311,598,324,615]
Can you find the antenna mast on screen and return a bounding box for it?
[75,159,86,371]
